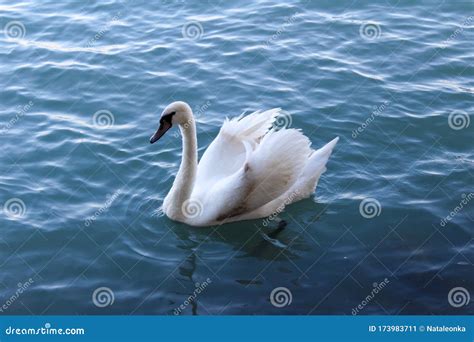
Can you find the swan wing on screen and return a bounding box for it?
[206,128,312,222]
[240,128,312,211]
[216,136,339,223]
[194,108,281,191]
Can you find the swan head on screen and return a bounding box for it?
[150,101,193,144]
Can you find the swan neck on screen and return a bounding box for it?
[180,119,198,180]
[171,118,198,206]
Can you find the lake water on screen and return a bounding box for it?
[0,0,472,315]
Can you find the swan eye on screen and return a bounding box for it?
[160,111,176,124]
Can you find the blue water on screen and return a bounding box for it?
[0,1,473,315]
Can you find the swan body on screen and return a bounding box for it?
[150,101,338,227]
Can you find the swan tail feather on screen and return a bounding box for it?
[288,136,339,202]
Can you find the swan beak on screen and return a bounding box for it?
[150,121,172,144]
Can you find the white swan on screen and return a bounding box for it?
[150,101,338,227]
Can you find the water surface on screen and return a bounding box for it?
[0,0,473,314]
